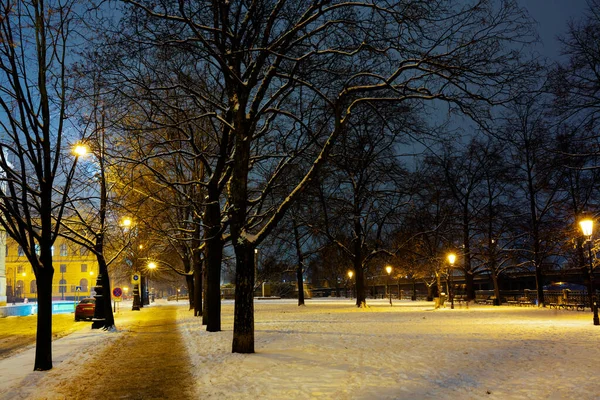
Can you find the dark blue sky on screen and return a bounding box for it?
[520,0,589,60]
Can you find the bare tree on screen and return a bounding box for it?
[499,94,565,306]
[110,0,537,353]
[0,0,81,370]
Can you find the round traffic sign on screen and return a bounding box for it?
[113,287,123,297]
[131,273,140,284]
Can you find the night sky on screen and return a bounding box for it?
[520,0,589,60]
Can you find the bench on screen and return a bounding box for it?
[453,296,468,307]
[475,295,491,305]
[518,297,534,306]
[485,296,497,305]
[560,302,586,311]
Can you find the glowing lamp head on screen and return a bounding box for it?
[348,270,354,279]
[580,219,594,237]
[447,253,457,266]
[385,266,392,275]
[73,144,88,157]
[148,262,157,269]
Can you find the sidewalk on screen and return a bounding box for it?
[0,303,194,400]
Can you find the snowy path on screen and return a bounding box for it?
[51,305,195,399]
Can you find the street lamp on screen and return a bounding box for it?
[447,253,456,310]
[580,218,599,325]
[385,265,393,306]
[347,270,354,299]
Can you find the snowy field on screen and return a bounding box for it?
[2,298,600,399]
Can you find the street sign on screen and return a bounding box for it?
[75,286,81,292]
[131,273,140,285]
[113,287,122,297]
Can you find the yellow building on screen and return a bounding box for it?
[6,236,99,301]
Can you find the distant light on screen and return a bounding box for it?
[385,266,392,275]
[348,270,354,279]
[148,262,157,269]
[122,218,132,227]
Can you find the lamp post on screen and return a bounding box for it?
[580,218,599,325]
[447,253,456,310]
[348,270,354,299]
[147,262,157,303]
[386,266,393,306]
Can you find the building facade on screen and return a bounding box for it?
[0,228,6,306]
[5,236,98,301]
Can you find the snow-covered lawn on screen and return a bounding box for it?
[2,298,600,399]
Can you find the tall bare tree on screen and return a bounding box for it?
[110,0,537,353]
[0,0,80,370]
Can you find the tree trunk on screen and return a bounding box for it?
[205,235,223,332]
[93,253,115,329]
[492,272,501,306]
[205,189,223,331]
[232,245,254,353]
[354,258,366,307]
[194,264,202,318]
[34,258,53,371]
[292,220,305,306]
[186,273,195,310]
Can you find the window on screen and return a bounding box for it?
[80,278,89,292]
[30,280,37,294]
[17,265,23,274]
[17,246,24,257]
[35,244,40,255]
[60,244,68,257]
[81,264,87,273]
[70,285,78,292]
[60,264,67,273]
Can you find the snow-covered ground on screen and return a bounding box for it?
[2,298,600,399]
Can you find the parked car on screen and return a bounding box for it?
[75,298,95,321]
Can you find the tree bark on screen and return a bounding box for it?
[293,220,305,306]
[34,257,53,371]
[205,186,223,331]
[232,245,254,353]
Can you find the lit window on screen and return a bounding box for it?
[60,244,68,257]
[17,246,24,256]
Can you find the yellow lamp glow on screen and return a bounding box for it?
[348,271,353,279]
[580,219,594,237]
[385,265,392,275]
[447,253,456,266]
[73,144,88,157]
[148,262,157,269]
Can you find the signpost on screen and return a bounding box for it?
[131,274,141,311]
[112,287,122,312]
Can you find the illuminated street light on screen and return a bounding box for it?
[386,266,393,306]
[148,262,157,269]
[73,144,88,157]
[347,270,354,299]
[447,253,456,309]
[579,218,599,325]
